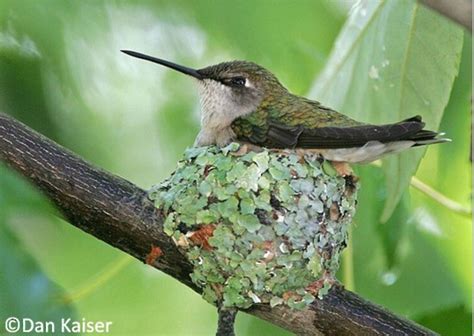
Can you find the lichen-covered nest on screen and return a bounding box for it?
[149,143,357,309]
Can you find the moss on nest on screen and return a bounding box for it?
[149,143,357,309]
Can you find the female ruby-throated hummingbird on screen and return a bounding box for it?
[122,50,448,163]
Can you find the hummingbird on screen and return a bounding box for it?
[121,50,449,163]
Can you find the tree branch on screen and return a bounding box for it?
[0,113,436,335]
[420,0,472,31]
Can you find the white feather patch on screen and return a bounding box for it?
[321,141,415,163]
[195,79,261,146]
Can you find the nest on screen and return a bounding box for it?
[149,143,357,309]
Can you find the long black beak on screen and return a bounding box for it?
[121,50,203,80]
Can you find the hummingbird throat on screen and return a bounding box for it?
[194,79,263,147]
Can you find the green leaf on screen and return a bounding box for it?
[240,198,256,215]
[269,296,284,308]
[310,0,463,222]
[278,182,295,204]
[0,223,76,323]
[222,142,240,155]
[237,214,262,233]
[217,196,239,219]
[321,160,337,177]
[252,151,269,172]
[410,36,472,307]
[415,305,471,336]
[348,166,467,318]
[196,209,219,224]
[198,180,212,197]
[268,163,291,181]
[377,192,411,269]
[237,163,261,192]
[163,213,176,235]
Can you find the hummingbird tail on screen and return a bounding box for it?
[293,116,451,163]
[406,128,451,146]
[413,137,451,146]
[274,115,450,150]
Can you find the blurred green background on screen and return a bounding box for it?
[0,0,471,335]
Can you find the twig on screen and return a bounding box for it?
[62,256,132,303]
[411,176,471,217]
[0,113,436,335]
[371,161,469,217]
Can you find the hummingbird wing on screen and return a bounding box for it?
[265,116,447,149]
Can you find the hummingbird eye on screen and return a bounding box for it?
[225,76,246,87]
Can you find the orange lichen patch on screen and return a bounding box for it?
[331,161,353,176]
[229,143,265,156]
[305,279,325,295]
[282,291,302,302]
[254,240,273,250]
[230,143,250,156]
[306,273,336,294]
[145,245,163,265]
[188,224,216,251]
[282,291,292,301]
[255,240,275,262]
[330,202,340,221]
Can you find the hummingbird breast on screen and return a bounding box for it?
[195,79,263,146]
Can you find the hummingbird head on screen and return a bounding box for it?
[195,60,288,130]
[121,50,287,134]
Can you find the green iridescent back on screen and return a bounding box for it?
[231,92,363,146]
